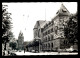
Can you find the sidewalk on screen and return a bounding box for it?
[14,51,78,55]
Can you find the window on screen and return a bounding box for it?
[43,38,45,42]
[51,28,53,32]
[46,31,47,35]
[59,28,63,31]
[38,31,39,37]
[48,43,50,48]
[44,32,46,35]
[43,33,44,36]
[46,44,47,48]
[46,37,47,42]
[55,26,58,34]
[43,44,45,48]
[62,9,67,12]
[48,36,50,41]
[59,19,64,24]
[47,31,48,34]
[51,43,53,48]
[45,37,47,41]
[48,30,50,34]
[48,30,49,34]
[46,32,47,35]
[51,35,53,40]
[52,21,54,24]
[55,30,57,34]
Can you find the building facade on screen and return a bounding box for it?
[33,20,48,52]
[29,4,77,52]
[42,4,71,51]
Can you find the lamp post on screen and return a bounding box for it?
[39,39,40,53]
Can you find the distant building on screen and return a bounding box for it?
[18,31,24,50]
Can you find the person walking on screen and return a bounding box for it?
[24,48,25,53]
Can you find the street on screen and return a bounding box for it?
[14,51,78,55]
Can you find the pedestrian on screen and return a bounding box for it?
[24,49,25,53]
[3,51,5,56]
[58,49,60,55]
[58,51,60,55]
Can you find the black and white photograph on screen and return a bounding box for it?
[2,2,78,56]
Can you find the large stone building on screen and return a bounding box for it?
[42,4,70,51]
[18,31,24,50]
[27,4,77,52]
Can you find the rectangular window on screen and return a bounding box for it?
[55,26,58,34]
[55,30,57,34]
[49,30,50,34]
[46,32,47,35]
[51,43,53,48]
[51,35,53,40]
[51,28,53,32]
[48,36,50,41]
[48,30,49,34]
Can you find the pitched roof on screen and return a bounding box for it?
[34,20,47,29]
[56,4,70,16]
[40,21,50,28]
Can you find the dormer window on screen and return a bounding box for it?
[62,9,67,12]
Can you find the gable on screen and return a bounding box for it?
[34,21,39,29]
[56,4,70,16]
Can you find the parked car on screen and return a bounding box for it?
[10,53,16,56]
[19,50,22,52]
[14,50,17,52]
[65,46,74,52]
[31,50,35,53]
[4,50,8,56]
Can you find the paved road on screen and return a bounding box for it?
[14,51,78,55]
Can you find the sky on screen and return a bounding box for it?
[2,2,77,41]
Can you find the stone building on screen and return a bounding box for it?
[33,20,49,52]
[18,31,24,50]
[42,4,71,51]
[32,4,77,52]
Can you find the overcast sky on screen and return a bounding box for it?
[2,2,77,41]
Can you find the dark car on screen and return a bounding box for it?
[10,53,16,56]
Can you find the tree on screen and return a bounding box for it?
[2,4,13,52]
[64,13,78,47]
[2,4,12,43]
[9,42,17,50]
